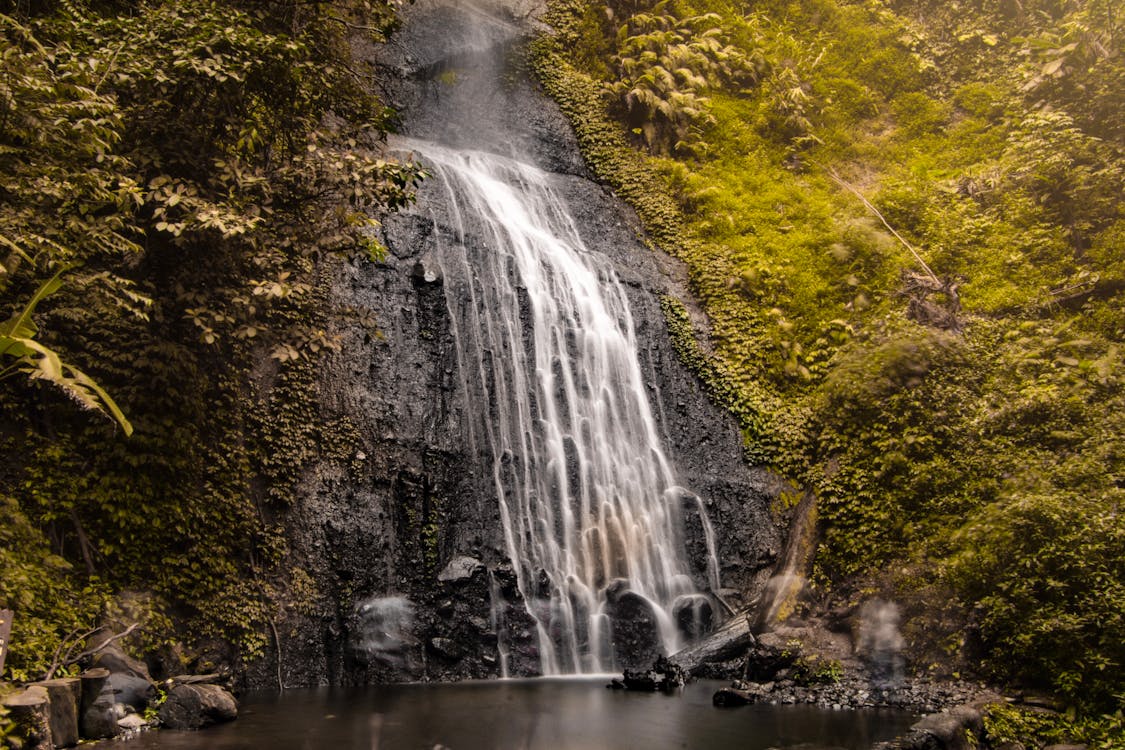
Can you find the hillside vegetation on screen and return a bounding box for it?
[533,0,1124,725]
[1,0,419,681]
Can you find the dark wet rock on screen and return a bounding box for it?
[81,696,125,740]
[674,596,714,641]
[429,637,468,660]
[713,681,776,707]
[713,686,753,707]
[242,0,782,688]
[607,591,664,670]
[411,257,444,285]
[158,683,238,730]
[742,634,796,682]
[610,656,687,692]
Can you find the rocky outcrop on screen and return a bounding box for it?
[608,656,687,692]
[250,0,782,689]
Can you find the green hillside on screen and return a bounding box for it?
[533,0,1124,727]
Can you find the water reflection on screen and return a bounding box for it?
[120,679,914,750]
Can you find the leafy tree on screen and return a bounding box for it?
[0,0,422,678]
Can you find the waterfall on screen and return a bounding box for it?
[398,137,717,674]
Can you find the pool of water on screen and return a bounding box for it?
[122,678,915,749]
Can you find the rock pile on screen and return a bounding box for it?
[1,641,239,748]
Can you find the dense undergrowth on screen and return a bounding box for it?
[0,0,420,680]
[535,0,1124,726]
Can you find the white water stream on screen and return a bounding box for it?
[402,139,719,674]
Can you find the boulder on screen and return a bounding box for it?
[90,641,151,681]
[713,680,774,707]
[116,712,149,731]
[875,705,984,750]
[158,683,238,729]
[673,596,714,642]
[607,591,663,670]
[105,672,157,710]
[609,656,686,692]
[81,696,125,740]
[28,677,81,747]
[912,705,984,750]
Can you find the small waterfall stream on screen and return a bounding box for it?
[401,139,719,674]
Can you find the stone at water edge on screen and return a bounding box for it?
[117,713,149,731]
[712,687,755,707]
[105,671,157,710]
[82,696,126,740]
[158,682,238,729]
[611,656,688,692]
[713,680,776,707]
[873,704,985,750]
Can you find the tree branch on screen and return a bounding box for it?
[824,166,942,286]
[61,622,142,671]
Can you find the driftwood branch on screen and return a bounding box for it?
[43,622,142,680]
[44,626,99,681]
[325,14,389,35]
[824,167,942,286]
[71,622,141,664]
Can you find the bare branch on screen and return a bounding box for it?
[63,623,142,669]
[824,166,942,286]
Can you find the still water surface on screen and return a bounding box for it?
[124,679,915,750]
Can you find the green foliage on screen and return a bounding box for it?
[0,493,109,681]
[605,2,760,154]
[540,0,1124,716]
[0,270,132,434]
[950,491,1125,711]
[0,0,420,679]
[792,653,844,686]
[984,701,1125,750]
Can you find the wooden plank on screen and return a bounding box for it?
[0,609,12,675]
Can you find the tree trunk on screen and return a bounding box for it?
[29,677,82,747]
[2,686,53,750]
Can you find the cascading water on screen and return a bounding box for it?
[398,137,721,674]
